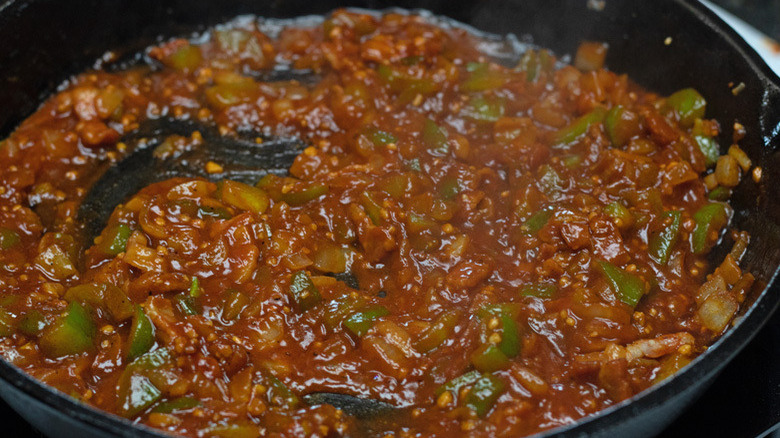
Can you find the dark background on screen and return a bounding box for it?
[0,0,778,437]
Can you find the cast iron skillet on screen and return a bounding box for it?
[0,0,778,437]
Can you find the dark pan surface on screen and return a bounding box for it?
[0,1,778,437]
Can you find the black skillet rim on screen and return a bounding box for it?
[0,0,779,437]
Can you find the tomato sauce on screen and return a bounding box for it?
[0,10,754,437]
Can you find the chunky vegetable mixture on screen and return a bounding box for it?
[0,10,756,437]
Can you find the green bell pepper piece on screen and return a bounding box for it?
[521,209,553,235]
[553,107,606,146]
[477,305,521,358]
[166,44,202,72]
[0,307,15,337]
[360,191,383,225]
[520,283,557,299]
[365,126,398,146]
[464,374,506,417]
[462,94,506,122]
[470,343,510,372]
[435,370,482,398]
[98,224,131,256]
[280,183,329,206]
[596,260,646,307]
[462,62,510,92]
[708,186,731,201]
[152,396,200,413]
[117,348,173,417]
[127,305,155,360]
[189,277,201,297]
[218,180,269,214]
[422,119,449,155]
[414,310,460,353]
[64,283,134,323]
[266,374,300,409]
[18,310,46,337]
[197,205,232,220]
[0,227,20,250]
[343,305,389,337]
[691,202,729,254]
[288,271,322,312]
[649,210,682,265]
[173,293,199,316]
[120,374,162,417]
[665,88,706,128]
[39,302,96,358]
[604,105,639,147]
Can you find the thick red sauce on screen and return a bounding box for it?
[0,10,755,437]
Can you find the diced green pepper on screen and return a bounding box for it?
[117,348,173,418]
[119,374,162,417]
[376,64,437,103]
[407,212,437,233]
[477,306,521,358]
[173,293,199,316]
[520,283,557,299]
[604,105,640,147]
[553,107,606,146]
[365,126,398,146]
[18,310,46,337]
[462,94,506,122]
[202,424,258,438]
[596,260,646,307]
[343,305,389,337]
[695,137,719,167]
[604,201,634,229]
[470,343,509,372]
[218,180,269,214]
[521,209,553,235]
[435,370,482,398]
[648,210,682,265]
[280,183,329,206]
[517,51,540,82]
[312,244,348,274]
[708,186,731,201]
[189,277,201,298]
[64,283,134,322]
[414,310,460,353]
[422,119,449,155]
[166,44,202,72]
[38,302,96,358]
[323,295,366,330]
[0,227,20,250]
[197,205,232,220]
[439,177,460,201]
[462,62,510,92]
[97,224,131,256]
[205,82,257,109]
[691,202,729,254]
[464,374,506,417]
[0,307,15,337]
[152,396,200,413]
[665,88,706,128]
[288,271,322,312]
[266,374,300,409]
[360,191,384,225]
[692,119,720,167]
[127,306,155,360]
[222,289,250,320]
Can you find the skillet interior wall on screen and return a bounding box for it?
[0,0,778,308]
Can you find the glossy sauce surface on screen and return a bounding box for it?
[0,10,755,437]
